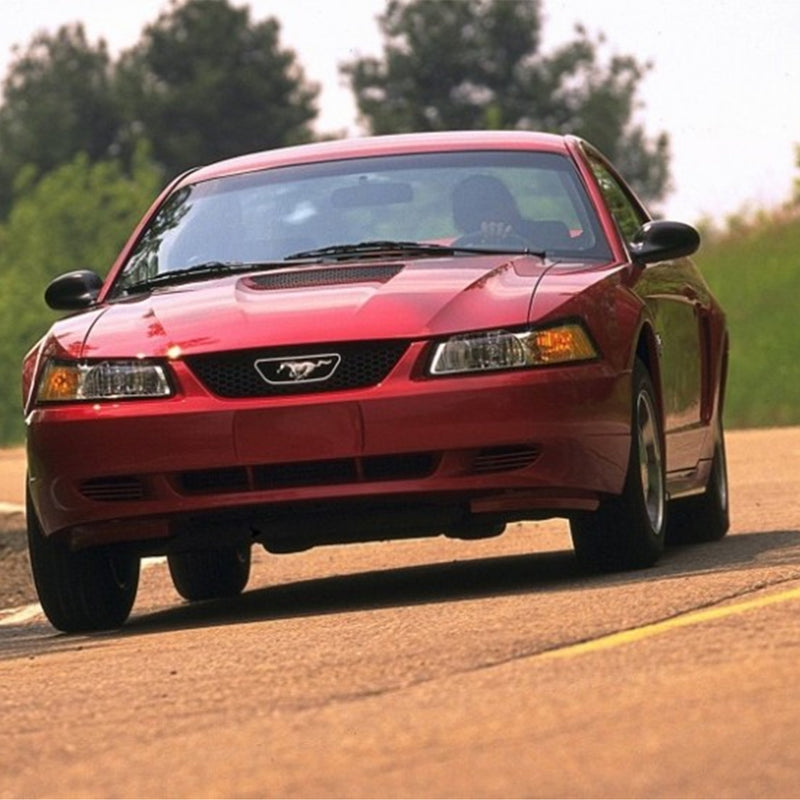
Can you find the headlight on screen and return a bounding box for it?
[36,359,173,403]
[429,323,598,376]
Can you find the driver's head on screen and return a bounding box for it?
[452,174,520,233]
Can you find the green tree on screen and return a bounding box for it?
[115,0,319,178]
[0,23,120,217]
[342,0,670,203]
[0,146,163,444]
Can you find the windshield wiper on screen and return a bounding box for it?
[285,240,544,261]
[120,239,547,294]
[285,241,453,260]
[120,260,282,294]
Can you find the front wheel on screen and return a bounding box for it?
[168,544,251,601]
[27,490,140,633]
[570,359,666,571]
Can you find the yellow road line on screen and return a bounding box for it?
[542,585,800,660]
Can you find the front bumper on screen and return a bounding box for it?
[27,347,631,546]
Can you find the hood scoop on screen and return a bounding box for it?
[244,264,404,291]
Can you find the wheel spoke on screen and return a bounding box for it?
[637,389,664,532]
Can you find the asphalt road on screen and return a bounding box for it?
[1,428,799,798]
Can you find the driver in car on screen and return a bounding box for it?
[452,174,535,244]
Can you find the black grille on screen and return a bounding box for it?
[80,476,146,502]
[471,446,541,474]
[245,265,403,290]
[185,340,409,398]
[180,467,249,494]
[177,453,437,495]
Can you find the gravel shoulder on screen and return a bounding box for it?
[0,510,33,609]
[0,446,30,608]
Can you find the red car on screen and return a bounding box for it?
[23,131,729,632]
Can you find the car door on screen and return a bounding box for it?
[635,259,709,471]
[585,152,708,473]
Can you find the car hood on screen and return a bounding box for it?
[62,254,612,359]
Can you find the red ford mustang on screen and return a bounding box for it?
[23,131,729,632]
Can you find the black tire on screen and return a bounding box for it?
[26,490,140,633]
[666,422,730,544]
[570,359,666,571]
[167,544,251,601]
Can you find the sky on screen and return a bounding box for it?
[0,0,798,224]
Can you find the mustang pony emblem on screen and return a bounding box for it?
[278,359,334,380]
[255,353,342,384]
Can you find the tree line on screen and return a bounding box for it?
[0,0,670,443]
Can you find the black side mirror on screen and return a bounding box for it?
[45,270,104,311]
[629,220,700,264]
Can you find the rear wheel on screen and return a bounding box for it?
[666,421,730,544]
[570,359,666,571]
[27,490,140,633]
[168,544,251,601]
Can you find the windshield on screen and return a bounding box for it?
[116,150,611,291]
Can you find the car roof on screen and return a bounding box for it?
[185,130,573,185]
